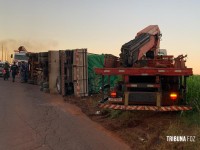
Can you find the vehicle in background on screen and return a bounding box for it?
[11,46,29,66]
[158,49,167,56]
[3,68,10,80]
[0,62,5,77]
[0,62,10,79]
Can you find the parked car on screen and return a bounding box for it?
[0,62,5,77]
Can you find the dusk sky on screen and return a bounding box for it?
[0,0,199,74]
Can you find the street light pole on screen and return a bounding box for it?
[5,48,6,61]
[1,44,3,61]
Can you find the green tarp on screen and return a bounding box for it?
[88,54,120,94]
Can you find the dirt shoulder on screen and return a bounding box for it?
[64,95,200,150]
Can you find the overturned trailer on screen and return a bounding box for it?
[57,49,88,97]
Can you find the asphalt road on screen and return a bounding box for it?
[0,78,130,150]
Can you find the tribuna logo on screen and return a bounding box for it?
[166,136,195,142]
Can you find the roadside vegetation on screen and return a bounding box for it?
[157,75,200,149]
[187,75,200,113]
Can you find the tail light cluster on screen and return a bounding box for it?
[3,69,6,74]
[110,90,117,98]
[170,93,178,101]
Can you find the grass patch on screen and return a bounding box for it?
[110,110,123,119]
[181,111,200,126]
[160,120,200,150]
[157,75,200,149]
[187,75,200,113]
[180,75,200,126]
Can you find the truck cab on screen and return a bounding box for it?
[12,46,29,66]
[14,51,29,66]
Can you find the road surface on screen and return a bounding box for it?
[0,78,130,150]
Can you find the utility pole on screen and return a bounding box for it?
[5,48,6,61]
[1,44,3,62]
[4,49,6,61]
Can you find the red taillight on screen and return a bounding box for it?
[110,91,117,98]
[170,93,177,101]
[3,69,6,74]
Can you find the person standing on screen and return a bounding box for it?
[11,62,18,82]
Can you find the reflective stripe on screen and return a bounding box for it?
[104,70,110,73]
[119,70,125,72]
[110,105,115,109]
[141,73,148,76]
[147,84,154,87]
[99,104,192,111]
[131,84,137,87]
[175,70,182,72]
[158,70,165,72]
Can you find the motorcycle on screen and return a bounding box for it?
[3,69,9,80]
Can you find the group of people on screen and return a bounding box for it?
[3,61,28,82]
